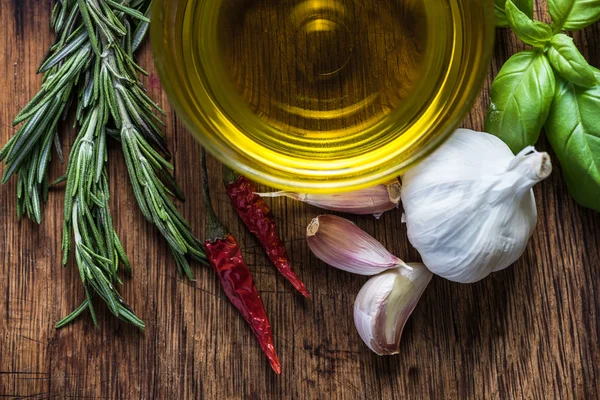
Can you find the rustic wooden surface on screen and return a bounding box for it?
[1,1,599,399]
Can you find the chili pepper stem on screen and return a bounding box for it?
[201,149,228,241]
[222,164,238,186]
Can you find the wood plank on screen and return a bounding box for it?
[0,1,599,398]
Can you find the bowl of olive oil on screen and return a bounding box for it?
[152,0,494,192]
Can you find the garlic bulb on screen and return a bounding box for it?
[354,263,432,355]
[401,129,552,283]
[306,214,409,275]
[258,181,401,218]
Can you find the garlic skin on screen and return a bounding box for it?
[401,129,552,283]
[354,263,432,355]
[258,181,401,218]
[307,214,407,275]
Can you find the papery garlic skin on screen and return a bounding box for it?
[354,263,432,355]
[307,214,406,275]
[401,129,552,283]
[258,181,401,218]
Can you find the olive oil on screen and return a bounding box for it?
[152,0,494,191]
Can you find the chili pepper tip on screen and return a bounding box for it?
[273,363,281,375]
[268,353,281,375]
[290,278,310,298]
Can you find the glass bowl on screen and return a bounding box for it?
[151,0,494,192]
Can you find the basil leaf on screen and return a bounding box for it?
[506,0,553,48]
[565,1,600,29]
[548,0,600,30]
[547,34,598,88]
[545,72,600,211]
[549,0,575,29]
[485,51,556,153]
[495,0,534,28]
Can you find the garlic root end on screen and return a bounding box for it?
[306,217,320,237]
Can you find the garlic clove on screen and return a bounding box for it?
[306,214,407,275]
[354,263,432,355]
[258,181,401,218]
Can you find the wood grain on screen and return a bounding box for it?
[1,1,599,399]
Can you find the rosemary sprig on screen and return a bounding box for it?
[1,0,207,328]
[91,4,207,279]
[59,102,143,329]
[0,0,89,223]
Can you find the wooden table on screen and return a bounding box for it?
[1,2,599,399]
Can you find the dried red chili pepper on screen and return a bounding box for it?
[223,167,310,298]
[202,151,281,374]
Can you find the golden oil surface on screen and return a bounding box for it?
[218,0,432,139]
[153,0,493,191]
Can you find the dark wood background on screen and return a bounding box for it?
[1,1,599,399]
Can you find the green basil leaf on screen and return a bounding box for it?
[565,1,600,29]
[549,0,575,29]
[548,0,600,30]
[494,0,534,27]
[547,34,598,88]
[545,71,600,211]
[506,0,553,48]
[485,51,556,153]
